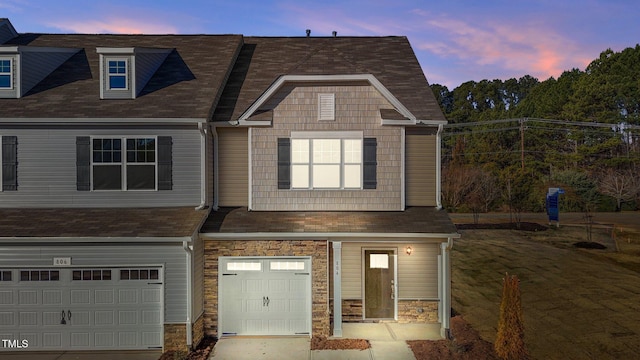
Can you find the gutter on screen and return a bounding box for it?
[200,232,461,241]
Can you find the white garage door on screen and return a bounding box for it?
[0,267,163,351]
[219,257,311,336]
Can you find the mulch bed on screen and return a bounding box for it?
[456,222,548,232]
[407,316,498,360]
[311,336,370,350]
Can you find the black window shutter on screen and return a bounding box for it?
[76,136,90,191]
[363,137,377,189]
[277,138,290,189]
[157,136,173,190]
[2,136,18,191]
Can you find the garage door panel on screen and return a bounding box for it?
[71,290,90,304]
[19,290,37,304]
[20,312,37,325]
[95,311,114,325]
[95,290,114,304]
[0,291,13,305]
[220,257,311,336]
[0,267,163,351]
[43,332,61,347]
[95,332,114,347]
[43,290,62,304]
[42,311,59,325]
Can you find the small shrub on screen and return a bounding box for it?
[494,273,528,360]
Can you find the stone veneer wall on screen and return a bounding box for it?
[164,323,188,352]
[251,83,403,211]
[192,313,205,348]
[330,299,439,326]
[397,300,439,323]
[203,239,329,337]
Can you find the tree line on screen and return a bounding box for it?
[434,45,640,217]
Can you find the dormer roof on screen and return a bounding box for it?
[0,33,243,119]
[0,19,18,44]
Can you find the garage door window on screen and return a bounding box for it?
[270,261,305,271]
[227,262,261,271]
[20,270,59,281]
[120,268,159,280]
[0,270,11,281]
[73,269,112,281]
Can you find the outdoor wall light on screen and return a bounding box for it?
[405,246,413,256]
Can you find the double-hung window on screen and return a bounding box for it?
[290,132,362,189]
[92,137,156,190]
[107,59,127,90]
[0,58,12,89]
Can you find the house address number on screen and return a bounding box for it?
[53,257,72,266]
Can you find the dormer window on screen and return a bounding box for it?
[97,47,171,100]
[0,58,12,89]
[108,60,127,90]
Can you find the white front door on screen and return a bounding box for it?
[0,267,163,351]
[219,257,311,336]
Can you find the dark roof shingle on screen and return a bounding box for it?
[212,36,446,123]
[1,34,243,119]
[201,207,458,235]
[0,208,208,238]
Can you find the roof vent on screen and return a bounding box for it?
[332,31,337,37]
[306,29,311,37]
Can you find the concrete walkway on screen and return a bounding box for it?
[210,322,442,360]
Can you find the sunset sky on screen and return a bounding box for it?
[3,0,638,89]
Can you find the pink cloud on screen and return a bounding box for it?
[47,18,178,34]
[414,13,592,81]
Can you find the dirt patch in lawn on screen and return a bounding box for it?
[408,316,498,360]
[311,336,370,350]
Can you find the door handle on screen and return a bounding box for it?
[266,296,270,306]
[263,296,266,307]
[391,283,395,300]
[68,310,72,322]
[60,310,66,325]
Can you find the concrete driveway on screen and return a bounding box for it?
[0,350,161,360]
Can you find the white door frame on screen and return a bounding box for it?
[361,248,398,320]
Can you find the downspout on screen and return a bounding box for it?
[195,123,207,210]
[183,240,193,349]
[436,124,443,209]
[212,125,219,210]
[441,236,454,339]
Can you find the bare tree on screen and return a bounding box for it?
[598,168,640,211]
[467,168,500,223]
[441,164,476,211]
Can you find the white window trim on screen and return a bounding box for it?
[290,131,363,190]
[0,57,14,90]
[90,136,158,192]
[106,57,129,91]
